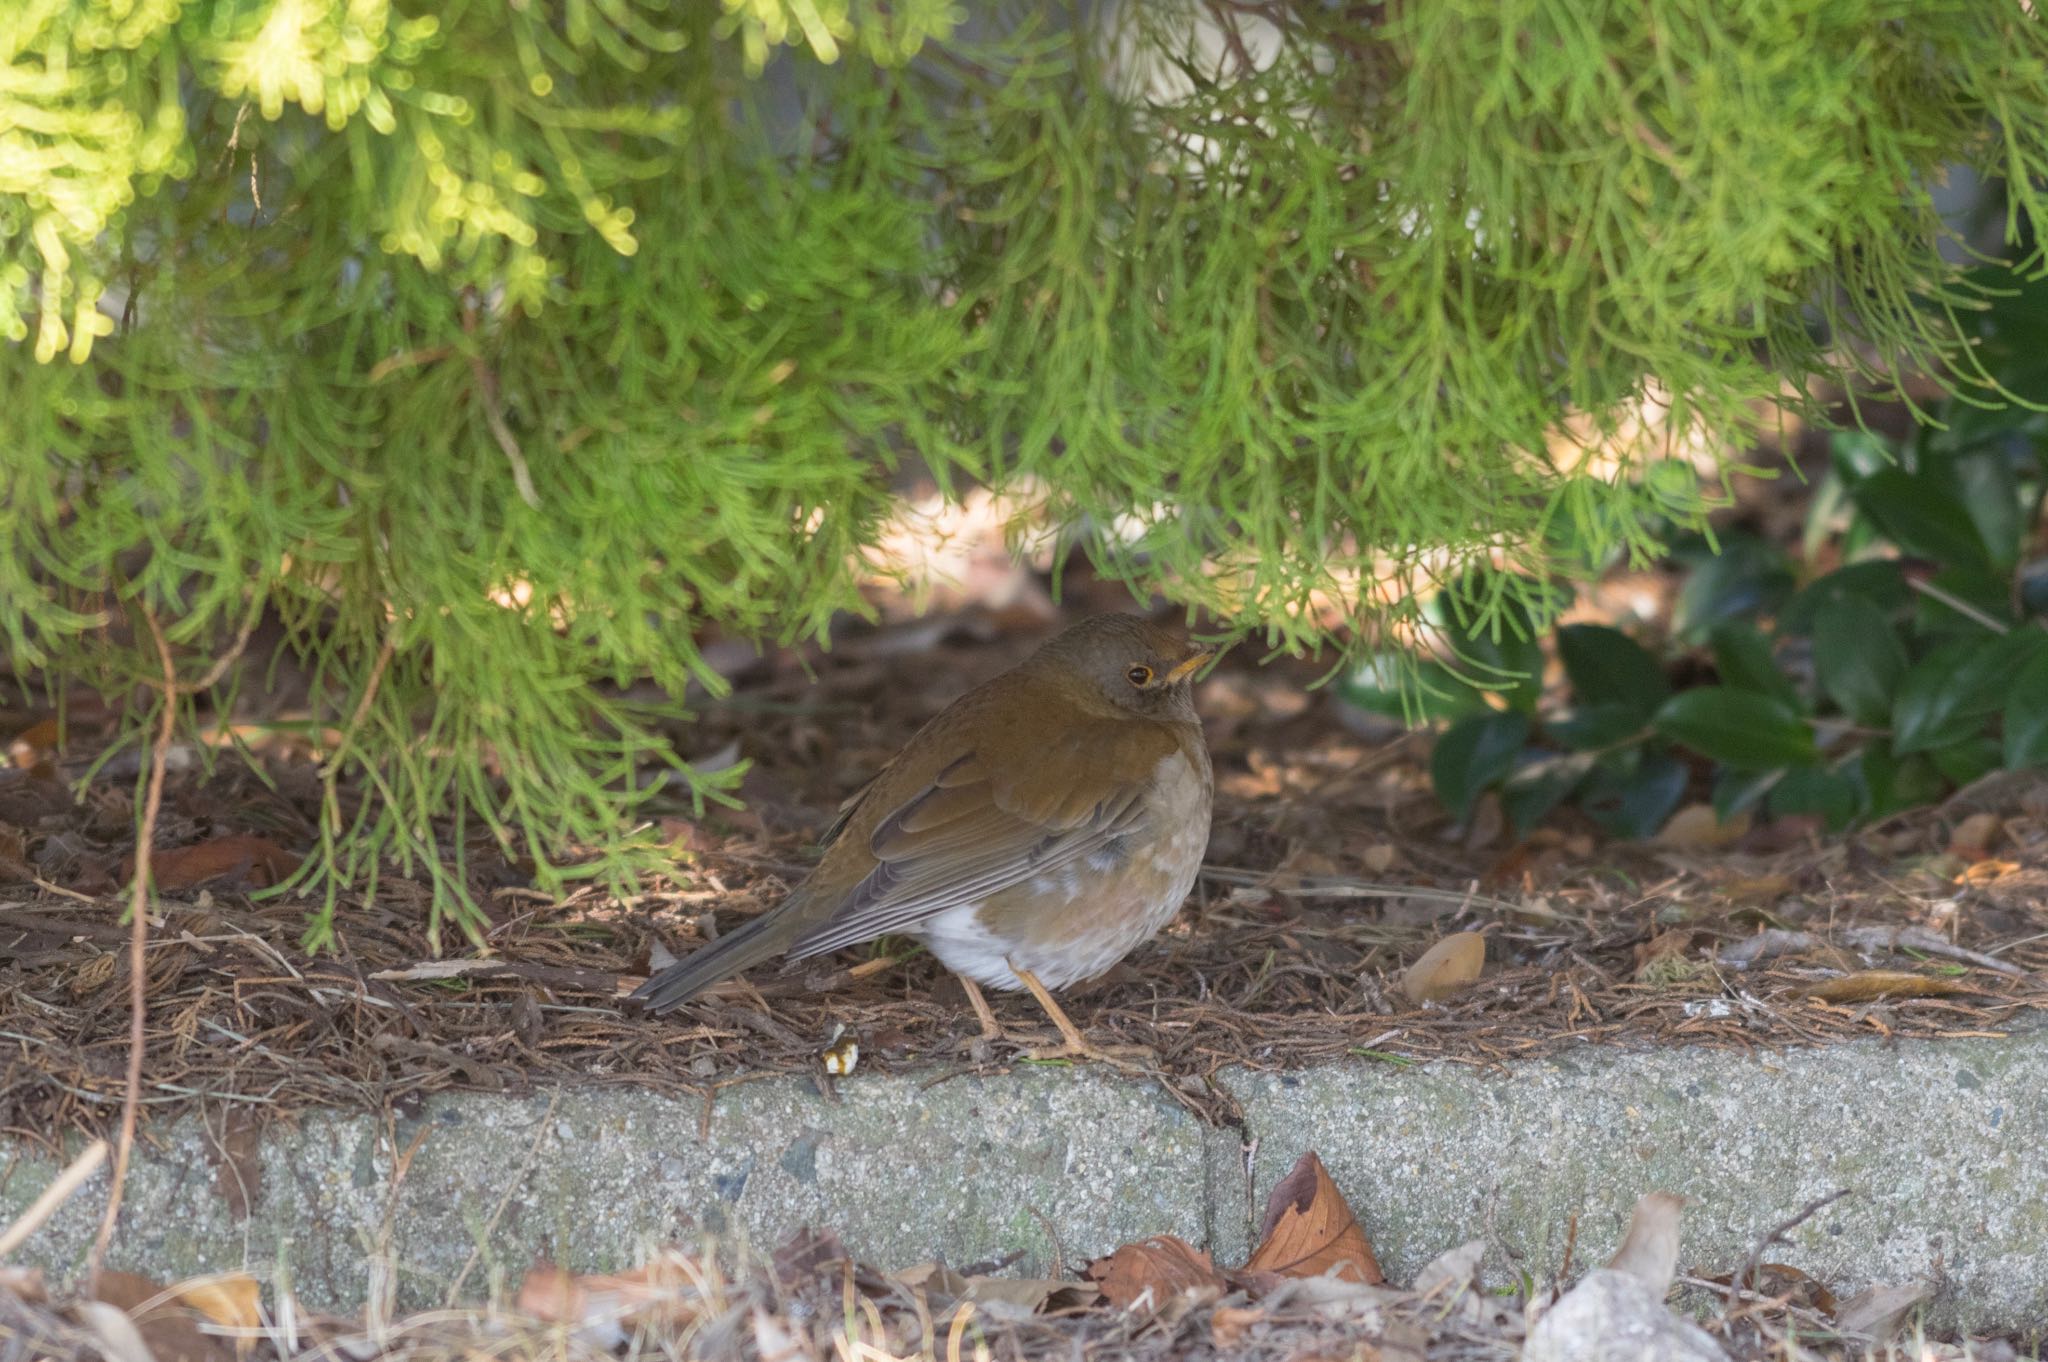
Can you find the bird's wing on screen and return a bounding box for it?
[784,719,1179,959]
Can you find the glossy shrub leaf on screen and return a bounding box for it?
[1713,767,1784,821]
[1778,561,1910,635]
[1911,567,2017,637]
[1578,749,1688,841]
[1431,711,1530,822]
[1953,448,2023,569]
[1812,594,1907,725]
[1502,752,1596,834]
[1670,535,1794,643]
[1850,468,1992,571]
[2005,646,2048,770]
[1892,631,2047,754]
[1766,767,1859,831]
[1929,735,2002,787]
[1653,689,1817,769]
[1549,701,1649,751]
[1709,623,1798,707]
[1556,625,1669,720]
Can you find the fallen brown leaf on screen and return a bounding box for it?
[1245,1151,1383,1285]
[1657,803,1749,849]
[1807,971,1971,1003]
[516,1256,704,1340]
[92,1271,237,1362]
[7,718,59,769]
[1085,1236,1226,1311]
[1957,858,2020,886]
[0,1265,46,1302]
[1401,932,1485,1005]
[1834,1280,1931,1340]
[895,1262,1095,1316]
[1208,1304,1265,1347]
[1713,873,1794,902]
[1947,811,2002,858]
[128,836,300,891]
[164,1276,262,1358]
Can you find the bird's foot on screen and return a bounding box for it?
[1019,1035,1156,1070]
[1008,963,1155,1071]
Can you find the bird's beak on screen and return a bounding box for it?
[1163,644,1220,685]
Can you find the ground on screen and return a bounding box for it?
[2,521,2046,1359]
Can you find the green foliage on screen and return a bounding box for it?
[7,1,2048,933]
[1397,276,2048,835]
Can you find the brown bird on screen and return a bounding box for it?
[631,614,1216,1062]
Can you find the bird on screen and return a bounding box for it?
[630,613,1217,1063]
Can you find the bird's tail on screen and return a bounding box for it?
[629,910,794,1015]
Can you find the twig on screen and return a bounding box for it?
[1727,1189,1852,1317]
[1905,577,2009,635]
[321,627,398,835]
[461,291,539,509]
[0,1138,108,1258]
[88,607,179,1288]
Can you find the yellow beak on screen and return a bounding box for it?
[1163,646,1219,685]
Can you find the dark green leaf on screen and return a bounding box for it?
[1812,594,1907,725]
[2005,646,2048,770]
[1431,711,1531,821]
[1929,735,2002,787]
[1828,430,1895,481]
[1557,624,1668,720]
[1778,561,1910,635]
[1577,749,1688,841]
[1892,631,2047,754]
[1911,567,2018,637]
[1709,623,1798,707]
[1713,767,1784,821]
[1654,689,1818,769]
[1671,535,1794,643]
[1548,701,1650,751]
[1502,752,1596,834]
[1953,449,2023,569]
[1850,468,1992,571]
[1766,767,1859,831]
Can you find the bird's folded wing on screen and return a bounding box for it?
[785,720,1177,959]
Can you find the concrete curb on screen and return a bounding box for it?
[4,1030,2042,1332]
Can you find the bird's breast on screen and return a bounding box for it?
[923,741,1213,991]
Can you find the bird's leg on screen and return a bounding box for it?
[1009,963,1154,1069]
[957,975,1005,1042]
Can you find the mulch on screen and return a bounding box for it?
[3,608,2045,1145]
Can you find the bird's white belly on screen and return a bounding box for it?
[916,747,1211,991]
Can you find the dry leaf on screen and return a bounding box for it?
[206,1113,264,1223]
[1957,858,2020,886]
[1604,1192,1684,1296]
[1807,971,1970,1003]
[1401,932,1485,1005]
[0,1265,46,1302]
[1085,1236,1225,1311]
[1834,1280,1931,1340]
[1714,873,1793,902]
[1245,1151,1383,1285]
[77,1301,158,1362]
[130,837,300,891]
[1632,931,1702,987]
[1947,811,2001,857]
[1657,803,1750,849]
[164,1276,262,1343]
[516,1257,704,1343]
[7,718,59,769]
[1208,1305,1265,1347]
[92,1272,236,1362]
[894,1262,1093,1316]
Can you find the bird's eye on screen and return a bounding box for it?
[1126,665,1154,687]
